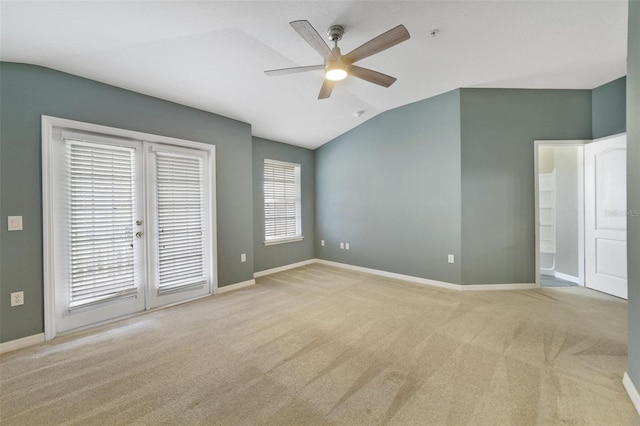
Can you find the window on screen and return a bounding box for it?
[263,159,302,244]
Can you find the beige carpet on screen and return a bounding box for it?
[1,264,638,425]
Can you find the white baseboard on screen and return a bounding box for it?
[314,259,536,292]
[0,333,45,354]
[315,259,461,290]
[554,271,579,284]
[254,259,317,278]
[623,372,640,417]
[460,282,537,291]
[215,279,256,294]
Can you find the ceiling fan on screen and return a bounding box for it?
[265,20,410,99]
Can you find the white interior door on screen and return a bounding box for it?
[585,134,627,299]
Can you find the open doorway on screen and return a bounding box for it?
[534,135,628,299]
[534,141,586,289]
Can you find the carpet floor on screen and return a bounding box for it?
[1,264,637,425]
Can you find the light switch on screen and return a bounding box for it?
[8,216,23,231]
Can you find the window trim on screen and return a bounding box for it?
[263,158,303,245]
[264,236,305,246]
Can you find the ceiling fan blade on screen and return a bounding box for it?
[344,24,410,64]
[349,65,397,87]
[318,79,335,99]
[290,20,335,61]
[264,65,324,76]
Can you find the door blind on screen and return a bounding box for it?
[154,151,207,294]
[264,160,301,241]
[66,140,138,309]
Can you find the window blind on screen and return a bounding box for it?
[264,159,301,241]
[154,151,207,294]
[66,140,138,309]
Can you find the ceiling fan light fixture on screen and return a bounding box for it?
[325,68,347,81]
[325,61,348,81]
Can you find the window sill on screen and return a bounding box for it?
[264,236,304,246]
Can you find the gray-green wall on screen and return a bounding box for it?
[316,88,605,287]
[0,63,255,342]
[593,77,626,139]
[626,0,640,389]
[315,90,462,284]
[252,137,315,272]
[460,89,592,284]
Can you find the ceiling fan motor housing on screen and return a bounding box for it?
[327,25,344,42]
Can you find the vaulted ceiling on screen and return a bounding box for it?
[0,1,628,149]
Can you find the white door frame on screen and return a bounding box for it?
[42,116,218,341]
[534,140,588,288]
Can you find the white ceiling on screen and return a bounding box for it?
[0,1,628,149]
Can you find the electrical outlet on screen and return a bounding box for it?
[345,243,350,250]
[448,254,455,264]
[321,240,325,246]
[241,253,246,262]
[11,291,24,307]
[340,242,344,249]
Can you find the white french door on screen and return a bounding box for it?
[46,121,214,335]
[146,144,211,308]
[52,132,147,332]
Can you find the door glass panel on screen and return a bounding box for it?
[147,144,211,308]
[66,140,139,309]
[155,151,207,294]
